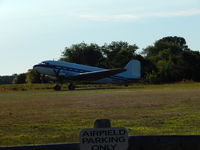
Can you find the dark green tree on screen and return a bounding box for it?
[143,36,189,58]
[60,43,104,67]
[102,41,139,68]
[26,69,42,83]
[143,36,200,83]
[0,75,17,84]
[13,73,26,84]
[177,50,200,81]
[134,54,156,79]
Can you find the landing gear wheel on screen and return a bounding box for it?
[54,84,61,91]
[68,83,75,90]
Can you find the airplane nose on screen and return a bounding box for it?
[33,65,40,72]
[33,64,47,74]
[33,65,37,69]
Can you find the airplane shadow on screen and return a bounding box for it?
[66,85,145,91]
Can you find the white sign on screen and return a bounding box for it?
[80,127,128,150]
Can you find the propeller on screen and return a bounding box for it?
[40,74,47,83]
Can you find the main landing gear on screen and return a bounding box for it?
[54,84,61,91]
[68,83,76,90]
[53,83,76,91]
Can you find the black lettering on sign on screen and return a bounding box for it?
[91,144,117,150]
[92,145,99,150]
[82,136,126,144]
[80,128,128,150]
[83,129,126,137]
[82,138,88,144]
[82,131,89,137]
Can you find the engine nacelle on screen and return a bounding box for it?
[58,71,66,77]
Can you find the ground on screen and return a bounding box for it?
[0,83,200,146]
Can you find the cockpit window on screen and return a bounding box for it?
[41,62,50,65]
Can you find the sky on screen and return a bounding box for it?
[0,0,200,75]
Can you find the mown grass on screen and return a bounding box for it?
[0,82,200,146]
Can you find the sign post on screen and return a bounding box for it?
[80,119,128,150]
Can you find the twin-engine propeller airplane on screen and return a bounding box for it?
[33,59,141,90]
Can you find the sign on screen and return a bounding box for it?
[80,127,128,150]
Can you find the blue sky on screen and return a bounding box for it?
[0,0,200,75]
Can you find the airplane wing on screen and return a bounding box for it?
[67,68,126,82]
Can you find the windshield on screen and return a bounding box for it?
[40,61,50,65]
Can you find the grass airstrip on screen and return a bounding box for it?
[1,83,200,146]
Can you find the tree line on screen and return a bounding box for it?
[1,36,200,85]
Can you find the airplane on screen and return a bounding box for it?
[33,59,141,90]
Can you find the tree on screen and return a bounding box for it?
[177,50,200,81]
[102,41,139,68]
[158,36,188,51]
[142,36,198,83]
[143,36,189,58]
[60,41,140,69]
[135,55,156,79]
[0,76,2,84]
[26,69,42,83]
[60,43,104,67]
[0,75,17,84]
[13,73,26,84]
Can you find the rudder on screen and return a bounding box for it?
[119,60,141,79]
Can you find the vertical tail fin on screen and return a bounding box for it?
[118,60,141,79]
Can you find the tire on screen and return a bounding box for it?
[54,85,61,91]
[68,84,75,90]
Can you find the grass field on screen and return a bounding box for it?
[1,83,200,146]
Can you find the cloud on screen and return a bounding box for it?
[150,9,200,17]
[79,9,200,22]
[80,14,139,21]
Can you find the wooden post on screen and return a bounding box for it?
[94,119,111,128]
